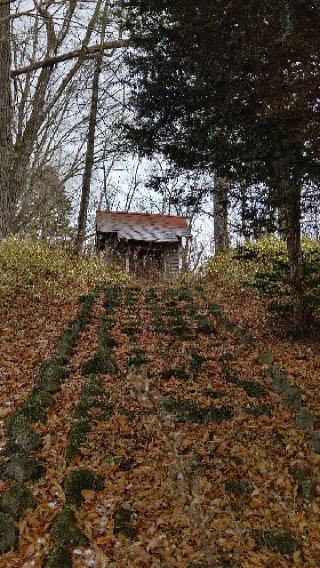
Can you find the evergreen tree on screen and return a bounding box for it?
[123,0,320,329]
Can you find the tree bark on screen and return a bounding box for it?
[0,0,13,238]
[214,177,229,253]
[74,1,109,253]
[74,55,103,253]
[285,183,306,332]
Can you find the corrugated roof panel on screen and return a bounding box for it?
[96,212,191,243]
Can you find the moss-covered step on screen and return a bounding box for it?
[161,367,189,381]
[2,292,96,457]
[290,466,316,501]
[0,483,36,519]
[0,456,45,482]
[162,398,233,424]
[63,468,103,507]
[241,380,265,399]
[5,415,42,454]
[113,506,137,539]
[67,377,114,457]
[127,348,149,368]
[67,419,91,458]
[82,349,116,375]
[0,513,18,554]
[257,351,274,366]
[267,366,290,393]
[50,506,88,547]
[169,316,193,339]
[224,479,253,498]
[252,528,301,557]
[283,386,302,411]
[195,316,215,335]
[189,349,207,375]
[311,431,320,454]
[244,404,273,417]
[295,408,315,430]
[44,547,72,568]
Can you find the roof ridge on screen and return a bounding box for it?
[96,211,188,220]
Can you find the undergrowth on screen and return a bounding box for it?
[205,236,320,322]
[0,239,129,301]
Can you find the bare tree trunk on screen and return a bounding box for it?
[0,1,13,238]
[285,183,306,332]
[74,55,103,253]
[214,177,229,253]
[74,2,109,253]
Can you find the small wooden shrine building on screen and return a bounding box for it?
[96,211,191,277]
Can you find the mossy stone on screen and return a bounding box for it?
[50,506,88,546]
[122,325,139,336]
[202,389,226,399]
[283,386,302,411]
[311,431,320,453]
[222,318,237,332]
[114,506,137,539]
[224,479,253,498]
[63,468,103,507]
[69,419,91,448]
[0,513,18,554]
[224,370,241,386]
[206,406,233,422]
[82,377,104,398]
[241,380,264,399]
[190,349,206,374]
[6,425,42,454]
[0,456,45,482]
[257,351,274,366]
[0,482,36,519]
[161,368,189,381]
[239,332,256,347]
[220,352,235,363]
[268,367,290,393]
[38,356,67,382]
[82,352,116,376]
[295,408,315,430]
[196,317,215,334]
[20,389,52,423]
[128,348,149,367]
[39,378,62,394]
[114,457,135,471]
[245,404,273,417]
[101,334,117,349]
[162,398,233,424]
[290,467,315,500]
[171,318,192,339]
[74,398,113,420]
[5,411,30,435]
[252,528,300,556]
[45,547,73,568]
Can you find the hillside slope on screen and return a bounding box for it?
[0,243,320,568]
[0,243,320,567]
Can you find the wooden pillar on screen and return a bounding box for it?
[125,242,130,273]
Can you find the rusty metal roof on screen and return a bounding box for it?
[96,211,191,243]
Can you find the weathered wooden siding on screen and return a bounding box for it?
[165,246,180,277]
[97,232,183,278]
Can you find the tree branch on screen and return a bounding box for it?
[11,39,131,77]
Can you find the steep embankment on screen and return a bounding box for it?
[1,252,320,567]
